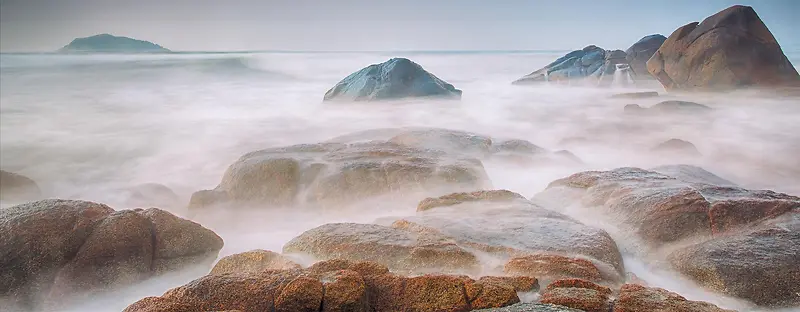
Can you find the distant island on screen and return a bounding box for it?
[58,34,170,53]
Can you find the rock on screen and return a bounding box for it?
[504,254,603,282]
[614,283,735,312]
[624,100,711,115]
[0,170,41,201]
[625,34,667,78]
[58,34,170,53]
[323,58,462,101]
[539,279,612,312]
[478,276,539,293]
[189,140,490,211]
[668,212,800,307]
[388,128,493,157]
[651,139,701,156]
[282,222,479,274]
[123,183,180,209]
[399,191,625,282]
[210,250,301,275]
[417,190,526,212]
[513,46,632,86]
[650,164,737,187]
[125,260,524,312]
[473,303,586,312]
[0,199,223,308]
[534,166,799,246]
[647,5,800,91]
[610,91,660,99]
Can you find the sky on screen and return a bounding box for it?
[1,0,799,52]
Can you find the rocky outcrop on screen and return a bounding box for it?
[189,140,491,211]
[624,100,712,115]
[625,34,667,78]
[210,250,301,275]
[535,165,799,246]
[323,58,462,101]
[283,222,480,274]
[58,34,170,53]
[614,283,736,312]
[0,199,223,309]
[124,259,530,312]
[513,46,632,86]
[0,170,41,201]
[668,212,800,307]
[651,139,701,157]
[647,5,800,91]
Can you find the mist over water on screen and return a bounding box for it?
[1,51,799,311]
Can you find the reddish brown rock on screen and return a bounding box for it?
[504,254,603,282]
[466,278,520,310]
[403,275,472,311]
[274,275,324,312]
[320,270,369,312]
[417,189,525,211]
[210,250,301,275]
[540,279,612,312]
[0,199,223,309]
[614,283,735,312]
[478,276,539,292]
[647,5,800,92]
[122,296,194,312]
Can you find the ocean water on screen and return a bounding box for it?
[1,51,799,312]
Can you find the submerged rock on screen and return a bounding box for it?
[669,212,800,307]
[513,46,632,86]
[124,259,526,312]
[647,5,800,91]
[0,199,222,309]
[58,34,170,53]
[122,183,180,208]
[323,58,462,101]
[651,139,701,157]
[0,170,41,201]
[624,100,711,115]
[189,140,490,211]
[625,34,667,79]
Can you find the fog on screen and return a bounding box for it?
[1,52,799,311]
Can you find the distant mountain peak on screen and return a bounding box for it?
[59,34,170,53]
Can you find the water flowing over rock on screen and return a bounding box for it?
[0,199,223,310]
[668,212,800,308]
[625,34,667,79]
[513,46,632,86]
[189,140,491,211]
[123,259,530,312]
[535,165,798,246]
[0,170,41,201]
[323,58,462,101]
[647,5,800,91]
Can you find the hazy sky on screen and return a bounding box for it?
[1,0,798,52]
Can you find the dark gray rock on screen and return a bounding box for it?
[625,34,667,78]
[651,139,702,157]
[58,34,170,53]
[323,58,461,101]
[513,46,632,86]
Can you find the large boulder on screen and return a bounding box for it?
[189,140,491,211]
[614,283,736,312]
[0,199,223,309]
[124,259,527,312]
[625,34,667,78]
[397,190,625,283]
[282,222,480,274]
[323,58,462,101]
[647,5,800,91]
[513,46,632,86]
[534,165,799,246]
[668,212,800,307]
[0,170,41,202]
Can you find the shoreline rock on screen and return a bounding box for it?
[0,170,41,201]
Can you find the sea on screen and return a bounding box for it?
[1,50,799,312]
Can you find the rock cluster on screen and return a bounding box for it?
[0,199,223,309]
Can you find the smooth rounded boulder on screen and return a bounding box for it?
[0,199,223,309]
[323,58,462,101]
[624,34,667,79]
[647,5,800,91]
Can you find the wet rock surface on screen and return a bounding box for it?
[0,199,223,309]
[614,283,736,312]
[647,5,800,91]
[124,259,526,312]
[323,57,462,101]
[625,34,667,79]
[539,279,612,312]
[211,250,301,275]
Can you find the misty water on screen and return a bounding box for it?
[1,51,799,312]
